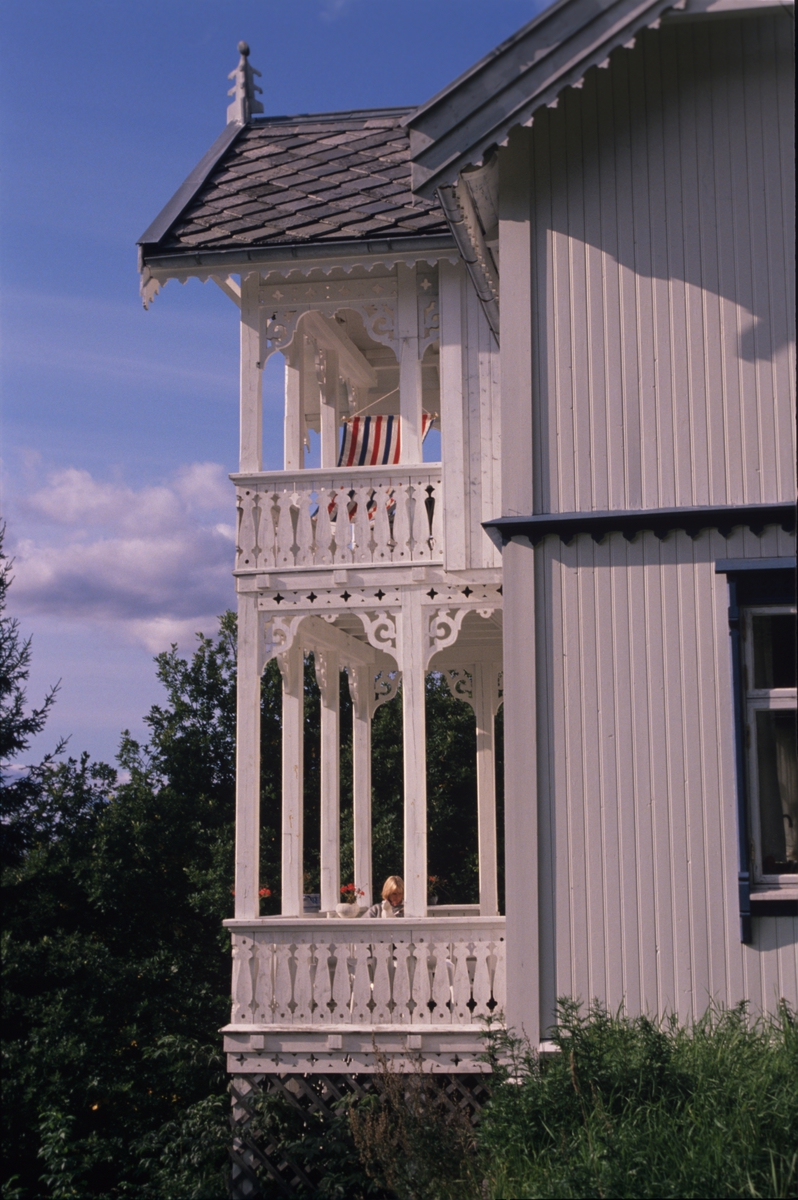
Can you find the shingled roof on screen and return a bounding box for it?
[139,109,449,263]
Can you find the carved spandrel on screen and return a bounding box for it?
[258,309,301,366]
[444,667,476,710]
[347,663,401,720]
[444,662,502,718]
[255,293,399,363]
[359,609,398,656]
[350,300,397,352]
[425,608,468,668]
[269,616,305,675]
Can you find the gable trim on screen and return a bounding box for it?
[407,0,792,197]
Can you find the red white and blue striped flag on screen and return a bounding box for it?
[337,413,434,468]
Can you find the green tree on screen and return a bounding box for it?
[0,530,65,871]
[2,523,497,1196]
[1,576,278,1196]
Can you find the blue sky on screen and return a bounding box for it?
[1,0,544,767]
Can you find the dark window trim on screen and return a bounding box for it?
[749,896,798,917]
[715,560,797,942]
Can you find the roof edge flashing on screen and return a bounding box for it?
[137,121,245,248]
[139,233,459,282]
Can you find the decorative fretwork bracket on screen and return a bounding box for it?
[443,662,503,718]
[347,663,401,720]
[264,613,306,665]
[359,609,399,656]
[425,607,468,669]
[257,285,401,367]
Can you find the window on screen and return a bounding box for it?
[742,608,797,882]
[716,557,797,939]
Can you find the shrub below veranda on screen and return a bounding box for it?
[477,999,798,1200]
[348,1001,797,1200]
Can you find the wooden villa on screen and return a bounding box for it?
[139,0,795,1187]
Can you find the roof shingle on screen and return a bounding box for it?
[149,109,448,255]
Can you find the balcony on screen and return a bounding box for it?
[232,464,443,574]
[222,915,506,1073]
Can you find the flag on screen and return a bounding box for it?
[337,413,434,468]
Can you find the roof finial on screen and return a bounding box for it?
[227,41,264,125]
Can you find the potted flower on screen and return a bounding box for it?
[230,885,272,913]
[427,875,446,906]
[336,883,366,916]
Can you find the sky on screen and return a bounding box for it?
[1,0,545,768]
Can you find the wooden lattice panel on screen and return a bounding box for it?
[229,1071,492,1198]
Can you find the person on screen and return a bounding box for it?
[366,875,404,917]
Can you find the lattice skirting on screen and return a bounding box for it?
[229,1071,492,1198]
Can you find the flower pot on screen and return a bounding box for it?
[427,895,438,906]
[336,903,360,917]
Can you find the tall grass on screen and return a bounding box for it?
[478,1000,798,1200]
[350,1001,797,1200]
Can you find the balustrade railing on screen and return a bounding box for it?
[233,465,443,572]
[227,917,505,1029]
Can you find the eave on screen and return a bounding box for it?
[140,232,458,274]
[406,0,790,197]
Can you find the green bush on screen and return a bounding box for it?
[478,1000,798,1200]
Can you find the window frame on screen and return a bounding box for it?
[715,557,797,941]
[741,605,797,887]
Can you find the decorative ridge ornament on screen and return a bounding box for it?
[227,41,264,125]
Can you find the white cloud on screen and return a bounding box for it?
[8,462,237,652]
[319,0,357,19]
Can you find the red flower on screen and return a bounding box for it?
[259,887,271,898]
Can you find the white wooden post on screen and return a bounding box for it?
[235,591,261,918]
[348,665,373,906]
[240,273,263,473]
[279,642,304,916]
[473,662,500,916]
[397,263,423,464]
[284,340,304,470]
[499,130,539,1045]
[320,348,339,469]
[438,259,466,569]
[315,650,341,912]
[398,591,427,916]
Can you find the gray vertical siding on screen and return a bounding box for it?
[528,12,795,514]
[463,282,502,569]
[535,525,797,1028]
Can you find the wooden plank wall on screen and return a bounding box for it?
[463,281,502,568]
[535,525,797,1027]
[441,261,501,570]
[527,12,795,515]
